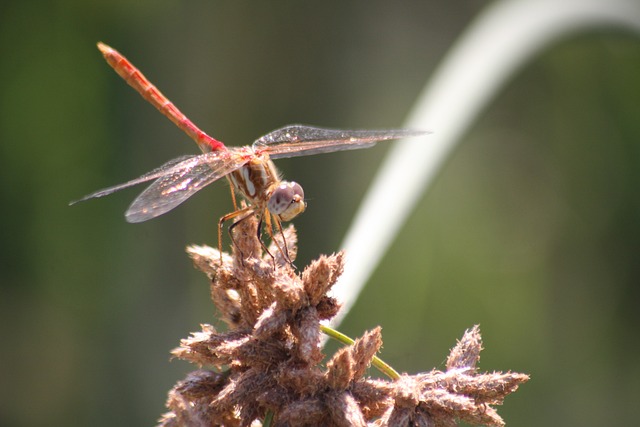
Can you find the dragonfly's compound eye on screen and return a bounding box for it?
[268,181,306,222]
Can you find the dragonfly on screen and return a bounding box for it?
[72,42,426,261]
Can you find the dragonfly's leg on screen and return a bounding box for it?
[229,183,238,211]
[275,216,293,265]
[224,176,239,211]
[265,213,293,266]
[218,206,254,263]
[254,214,276,268]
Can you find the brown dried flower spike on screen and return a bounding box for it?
[159,216,529,426]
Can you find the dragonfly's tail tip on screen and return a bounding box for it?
[96,41,111,54]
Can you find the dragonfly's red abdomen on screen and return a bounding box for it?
[97,42,225,153]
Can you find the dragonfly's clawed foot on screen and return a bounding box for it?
[226,215,298,272]
[268,224,298,268]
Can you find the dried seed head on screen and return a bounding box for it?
[160,216,528,426]
[446,324,483,372]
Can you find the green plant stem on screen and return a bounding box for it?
[320,324,401,380]
[262,410,274,427]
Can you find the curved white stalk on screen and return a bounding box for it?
[330,0,640,327]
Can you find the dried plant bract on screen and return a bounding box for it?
[159,216,528,426]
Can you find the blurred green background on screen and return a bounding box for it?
[1,1,639,426]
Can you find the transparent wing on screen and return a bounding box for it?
[253,125,428,160]
[125,151,248,223]
[69,155,197,204]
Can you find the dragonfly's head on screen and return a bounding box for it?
[267,181,306,222]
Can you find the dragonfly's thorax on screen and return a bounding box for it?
[228,153,280,204]
[228,153,306,221]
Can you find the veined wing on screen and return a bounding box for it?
[70,155,197,204]
[125,150,248,223]
[253,125,427,160]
